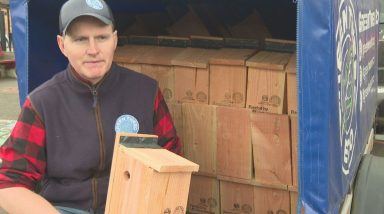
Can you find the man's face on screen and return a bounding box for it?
[57,16,117,85]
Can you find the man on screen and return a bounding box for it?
[0,0,181,213]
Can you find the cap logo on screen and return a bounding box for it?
[115,115,139,133]
[86,0,104,10]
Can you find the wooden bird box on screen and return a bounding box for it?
[105,133,199,214]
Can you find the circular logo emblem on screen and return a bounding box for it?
[163,88,173,100]
[336,0,358,175]
[86,0,104,10]
[196,91,208,103]
[269,95,281,107]
[173,206,184,214]
[207,197,218,208]
[115,115,139,133]
[232,92,244,104]
[241,204,253,213]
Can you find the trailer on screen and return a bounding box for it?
[10,0,379,213]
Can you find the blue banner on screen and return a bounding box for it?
[299,0,379,213]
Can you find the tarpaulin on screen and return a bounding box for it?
[298,0,379,213]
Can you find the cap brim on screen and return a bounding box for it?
[63,13,113,35]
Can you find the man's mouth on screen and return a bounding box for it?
[84,60,104,67]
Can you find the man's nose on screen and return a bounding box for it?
[86,38,99,55]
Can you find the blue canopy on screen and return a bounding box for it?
[298,0,378,213]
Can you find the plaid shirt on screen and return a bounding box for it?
[0,89,181,190]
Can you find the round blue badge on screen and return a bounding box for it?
[86,0,104,10]
[115,115,139,133]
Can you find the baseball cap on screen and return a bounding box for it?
[59,0,114,35]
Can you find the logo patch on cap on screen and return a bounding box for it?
[115,115,139,133]
[86,0,104,10]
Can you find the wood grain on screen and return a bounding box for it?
[251,112,292,186]
[220,181,254,214]
[216,107,252,180]
[254,186,290,214]
[247,67,286,114]
[290,116,298,188]
[246,51,291,70]
[182,103,217,175]
[188,175,220,214]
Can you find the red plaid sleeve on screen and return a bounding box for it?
[0,98,46,190]
[153,89,182,154]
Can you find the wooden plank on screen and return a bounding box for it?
[141,64,175,103]
[113,45,154,64]
[161,172,193,214]
[286,52,297,74]
[209,49,255,107]
[220,180,254,214]
[216,107,252,180]
[122,147,199,173]
[171,48,219,69]
[290,191,298,214]
[246,67,286,114]
[209,64,247,107]
[174,66,197,103]
[251,113,292,186]
[117,63,142,73]
[217,175,288,191]
[174,66,209,104]
[188,175,220,214]
[287,73,298,115]
[167,103,184,147]
[246,51,292,70]
[182,103,217,175]
[254,186,290,214]
[209,48,255,66]
[138,46,185,66]
[172,48,217,104]
[287,54,297,115]
[290,115,298,188]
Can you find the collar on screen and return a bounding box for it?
[65,63,118,94]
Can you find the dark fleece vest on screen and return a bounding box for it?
[29,63,158,213]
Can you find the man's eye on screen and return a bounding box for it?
[97,35,108,41]
[74,38,87,42]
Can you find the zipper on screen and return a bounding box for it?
[90,85,106,211]
[68,67,111,211]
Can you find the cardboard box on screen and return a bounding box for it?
[216,106,252,180]
[209,48,256,107]
[246,51,292,114]
[182,103,217,175]
[220,180,254,214]
[188,175,220,214]
[251,112,292,186]
[254,186,290,214]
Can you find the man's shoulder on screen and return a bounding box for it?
[29,70,67,98]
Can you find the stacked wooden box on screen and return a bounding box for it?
[113,40,298,213]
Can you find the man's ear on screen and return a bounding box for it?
[57,35,68,57]
[113,30,118,51]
